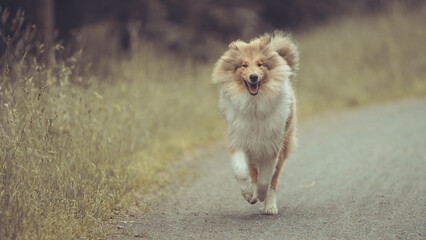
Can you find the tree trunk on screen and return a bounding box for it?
[35,0,55,65]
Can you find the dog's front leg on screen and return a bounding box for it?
[257,157,278,214]
[231,150,257,203]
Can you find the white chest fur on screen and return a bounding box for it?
[220,81,293,162]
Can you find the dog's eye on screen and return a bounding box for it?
[257,63,263,67]
[242,64,248,68]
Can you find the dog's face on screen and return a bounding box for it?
[229,37,275,96]
[213,36,289,98]
[233,46,268,96]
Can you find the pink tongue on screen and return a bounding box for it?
[249,84,259,94]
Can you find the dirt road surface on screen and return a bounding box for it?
[109,98,426,239]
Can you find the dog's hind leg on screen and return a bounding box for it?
[264,150,288,215]
[266,108,296,214]
[231,150,256,203]
[264,188,278,215]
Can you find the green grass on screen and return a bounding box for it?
[1,4,426,239]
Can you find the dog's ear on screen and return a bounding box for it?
[228,40,246,50]
[271,31,299,73]
[228,41,239,50]
[259,36,271,49]
[276,40,298,73]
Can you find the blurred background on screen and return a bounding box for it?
[1,0,423,60]
[0,0,423,59]
[1,1,425,239]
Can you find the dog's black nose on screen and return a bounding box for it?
[249,74,258,82]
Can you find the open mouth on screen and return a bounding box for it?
[244,81,260,96]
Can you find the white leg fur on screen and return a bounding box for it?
[264,189,278,214]
[231,151,254,203]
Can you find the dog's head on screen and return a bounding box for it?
[212,31,298,98]
[227,37,273,96]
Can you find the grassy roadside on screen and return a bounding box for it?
[296,4,426,117]
[1,4,425,240]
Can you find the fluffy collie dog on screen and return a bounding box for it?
[212,31,298,214]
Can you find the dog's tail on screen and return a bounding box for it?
[269,31,299,79]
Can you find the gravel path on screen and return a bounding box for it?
[109,98,426,239]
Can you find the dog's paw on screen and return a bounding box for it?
[241,183,258,204]
[263,190,277,214]
[249,197,258,204]
[241,187,255,204]
[264,205,278,215]
[241,189,252,202]
[243,192,258,204]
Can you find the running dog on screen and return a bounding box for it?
[212,31,298,214]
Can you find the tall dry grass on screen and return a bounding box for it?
[296,3,426,116]
[0,9,221,239]
[1,3,425,239]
